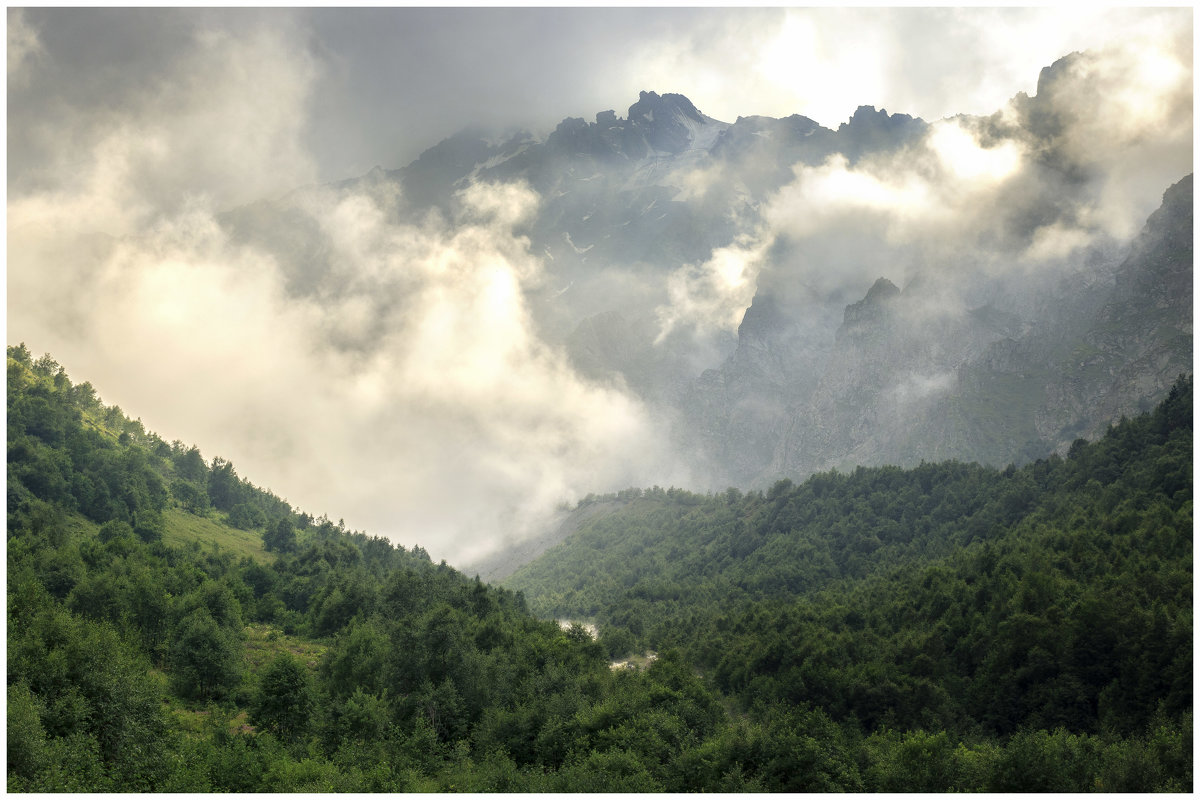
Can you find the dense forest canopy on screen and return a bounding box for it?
[6,344,1192,791]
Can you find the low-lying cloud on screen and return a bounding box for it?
[8,14,691,566]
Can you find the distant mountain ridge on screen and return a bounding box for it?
[221,54,1192,514]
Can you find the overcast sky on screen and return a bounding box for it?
[7,7,1193,566]
[11,7,1192,186]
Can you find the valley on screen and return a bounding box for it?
[7,11,1193,792]
[6,347,1192,791]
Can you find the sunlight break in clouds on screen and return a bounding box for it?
[657,235,770,340]
[623,7,1190,130]
[14,176,684,567]
[928,121,1022,183]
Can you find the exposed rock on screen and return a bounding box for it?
[836,106,927,164]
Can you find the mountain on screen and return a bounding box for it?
[221,53,1191,527]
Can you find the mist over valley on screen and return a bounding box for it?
[7,9,1193,792]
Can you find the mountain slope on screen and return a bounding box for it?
[8,347,1191,791]
[4,347,727,791]
[724,172,1193,482]
[507,377,1193,743]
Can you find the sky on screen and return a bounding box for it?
[6,6,1193,566]
[10,7,1193,186]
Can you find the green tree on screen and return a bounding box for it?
[169,609,243,702]
[321,619,389,700]
[172,446,208,483]
[207,458,243,512]
[264,517,298,553]
[228,502,267,531]
[171,479,209,514]
[252,654,314,742]
[7,682,49,789]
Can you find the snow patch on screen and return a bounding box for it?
[461,142,533,184]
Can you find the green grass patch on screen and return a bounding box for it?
[169,705,254,738]
[163,507,272,564]
[62,512,102,542]
[244,623,328,675]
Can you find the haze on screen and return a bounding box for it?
[7,7,1192,565]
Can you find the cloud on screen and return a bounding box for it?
[794,36,1180,293]
[10,21,319,235]
[14,8,1189,182]
[14,174,689,566]
[641,24,1190,359]
[656,234,769,339]
[885,371,956,409]
[1013,36,1193,241]
[618,7,1191,131]
[8,12,696,567]
[7,9,43,85]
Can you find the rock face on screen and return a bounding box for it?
[1031,174,1193,448]
[740,174,1194,480]
[758,277,1026,478]
[680,290,836,485]
[836,105,927,164]
[625,91,712,155]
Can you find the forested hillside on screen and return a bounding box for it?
[7,345,1192,791]
[508,376,1194,786]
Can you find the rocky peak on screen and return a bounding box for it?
[626,91,717,155]
[1033,52,1085,100]
[627,91,706,126]
[736,293,785,342]
[842,277,900,330]
[406,127,493,171]
[1138,172,1193,249]
[862,276,901,306]
[837,106,926,163]
[839,106,920,133]
[1010,52,1087,144]
[542,91,722,163]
